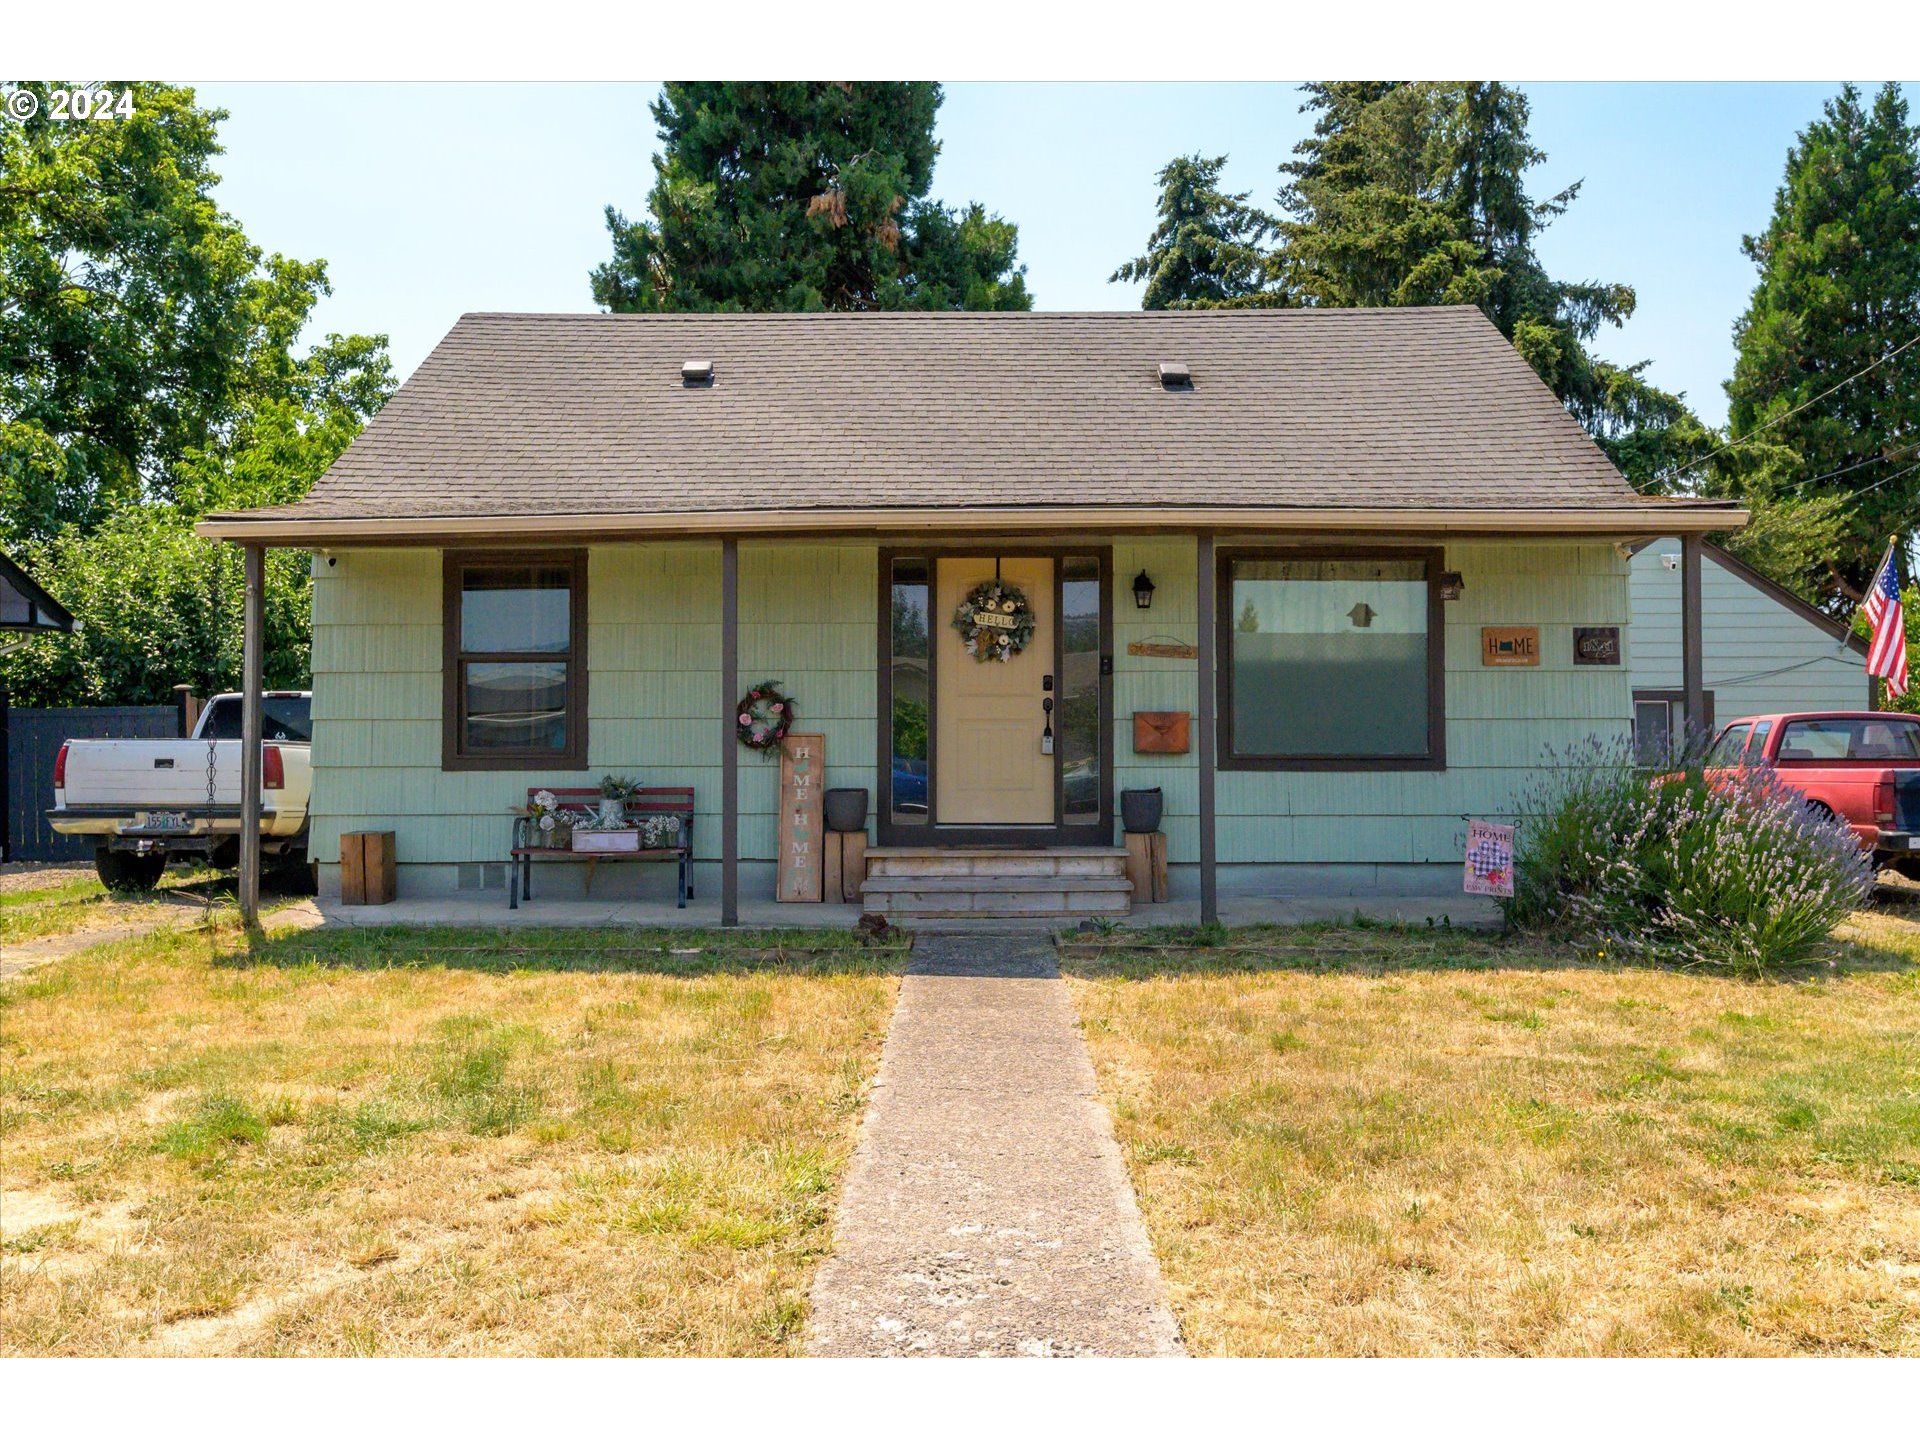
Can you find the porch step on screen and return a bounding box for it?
[861,848,1131,919]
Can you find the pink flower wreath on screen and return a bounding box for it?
[736,679,796,752]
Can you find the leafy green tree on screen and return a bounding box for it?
[1726,82,1920,608]
[1110,154,1276,309]
[592,82,1030,312]
[0,81,392,543]
[1,82,392,704]
[1269,82,1700,483]
[3,509,311,707]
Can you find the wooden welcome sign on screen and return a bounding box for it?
[778,733,825,902]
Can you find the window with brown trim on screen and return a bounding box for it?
[1217,548,1445,770]
[442,551,587,771]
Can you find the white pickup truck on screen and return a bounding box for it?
[47,691,314,891]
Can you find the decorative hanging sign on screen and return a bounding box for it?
[1463,819,1516,897]
[736,679,796,752]
[952,579,1036,662]
[1481,627,1540,666]
[778,733,825,902]
[1125,640,1198,660]
[1573,626,1622,666]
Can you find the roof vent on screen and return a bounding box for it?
[1157,362,1192,391]
[682,359,713,387]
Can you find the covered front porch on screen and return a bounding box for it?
[209,523,1720,933]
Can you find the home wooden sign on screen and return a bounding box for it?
[1481,627,1540,667]
[777,733,825,902]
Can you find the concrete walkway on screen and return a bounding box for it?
[805,934,1183,1357]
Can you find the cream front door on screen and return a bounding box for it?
[934,556,1054,825]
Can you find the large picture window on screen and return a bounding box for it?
[1218,550,1444,769]
[443,552,587,770]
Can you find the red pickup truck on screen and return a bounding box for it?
[1705,711,1920,878]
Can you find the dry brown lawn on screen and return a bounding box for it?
[1,923,901,1356]
[1066,895,1920,1357]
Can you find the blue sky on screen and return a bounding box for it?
[196,80,1908,428]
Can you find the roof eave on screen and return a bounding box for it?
[196,504,1749,547]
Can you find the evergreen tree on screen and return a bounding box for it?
[1270,82,1700,487]
[592,83,1029,312]
[1726,82,1920,607]
[1110,154,1276,309]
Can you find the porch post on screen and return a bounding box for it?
[1680,532,1705,748]
[238,542,265,930]
[720,537,739,927]
[1196,531,1218,927]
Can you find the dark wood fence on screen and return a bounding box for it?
[2,703,180,861]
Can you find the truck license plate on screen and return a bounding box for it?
[1908,836,1920,850]
[136,811,192,834]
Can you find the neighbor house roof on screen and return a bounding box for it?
[0,551,76,633]
[199,307,1744,543]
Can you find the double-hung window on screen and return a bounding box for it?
[443,552,587,770]
[1218,550,1444,769]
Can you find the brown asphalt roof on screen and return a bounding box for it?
[203,306,1742,538]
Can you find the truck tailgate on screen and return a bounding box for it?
[62,740,243,809]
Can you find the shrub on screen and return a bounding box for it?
[1505,736,1872,974]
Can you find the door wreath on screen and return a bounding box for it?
[952,580,1036,662]
[736,680,795,752]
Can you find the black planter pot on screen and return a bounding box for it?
[823,788,870,834]
[1120,787,1163,834]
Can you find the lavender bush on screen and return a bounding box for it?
[1503,736,1873,974]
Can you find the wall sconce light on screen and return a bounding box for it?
[1348,602,1376,628]
[1132,570,1156,610]
[1438,571,1465,601]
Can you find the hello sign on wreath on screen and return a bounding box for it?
[952,579,1036,662]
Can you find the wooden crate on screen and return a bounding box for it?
[340,830,396,906]
[1123,831,1169,905]
[822,830,869,905]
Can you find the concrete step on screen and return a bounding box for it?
[861,871,1132,919]
[867,847,1127,880]
[863,873,1130,892]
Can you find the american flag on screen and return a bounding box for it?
[1862,541,1908,698]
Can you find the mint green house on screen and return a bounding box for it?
[201,308,1740,922]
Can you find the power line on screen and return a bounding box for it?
[1786,439,1920,493]
[1657,331,1920,487]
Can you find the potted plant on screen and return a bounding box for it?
[596,774,637,825]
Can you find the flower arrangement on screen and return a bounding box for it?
[599,775,638,801]
[736,680,795,752]
[525,788,568,848]
[952,579,1036,662]
[637,813,683,848]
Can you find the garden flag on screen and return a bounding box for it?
[1463,819,1515,897]
[1860,539,1908,699]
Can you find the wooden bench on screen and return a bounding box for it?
[509,786,695,910]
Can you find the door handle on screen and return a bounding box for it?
[1042,696,1054,755]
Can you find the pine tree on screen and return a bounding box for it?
[1110,155,1277,309]
[1269,83,1700,488]
[591,83,1030,313]
[1726,82,1920,606]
